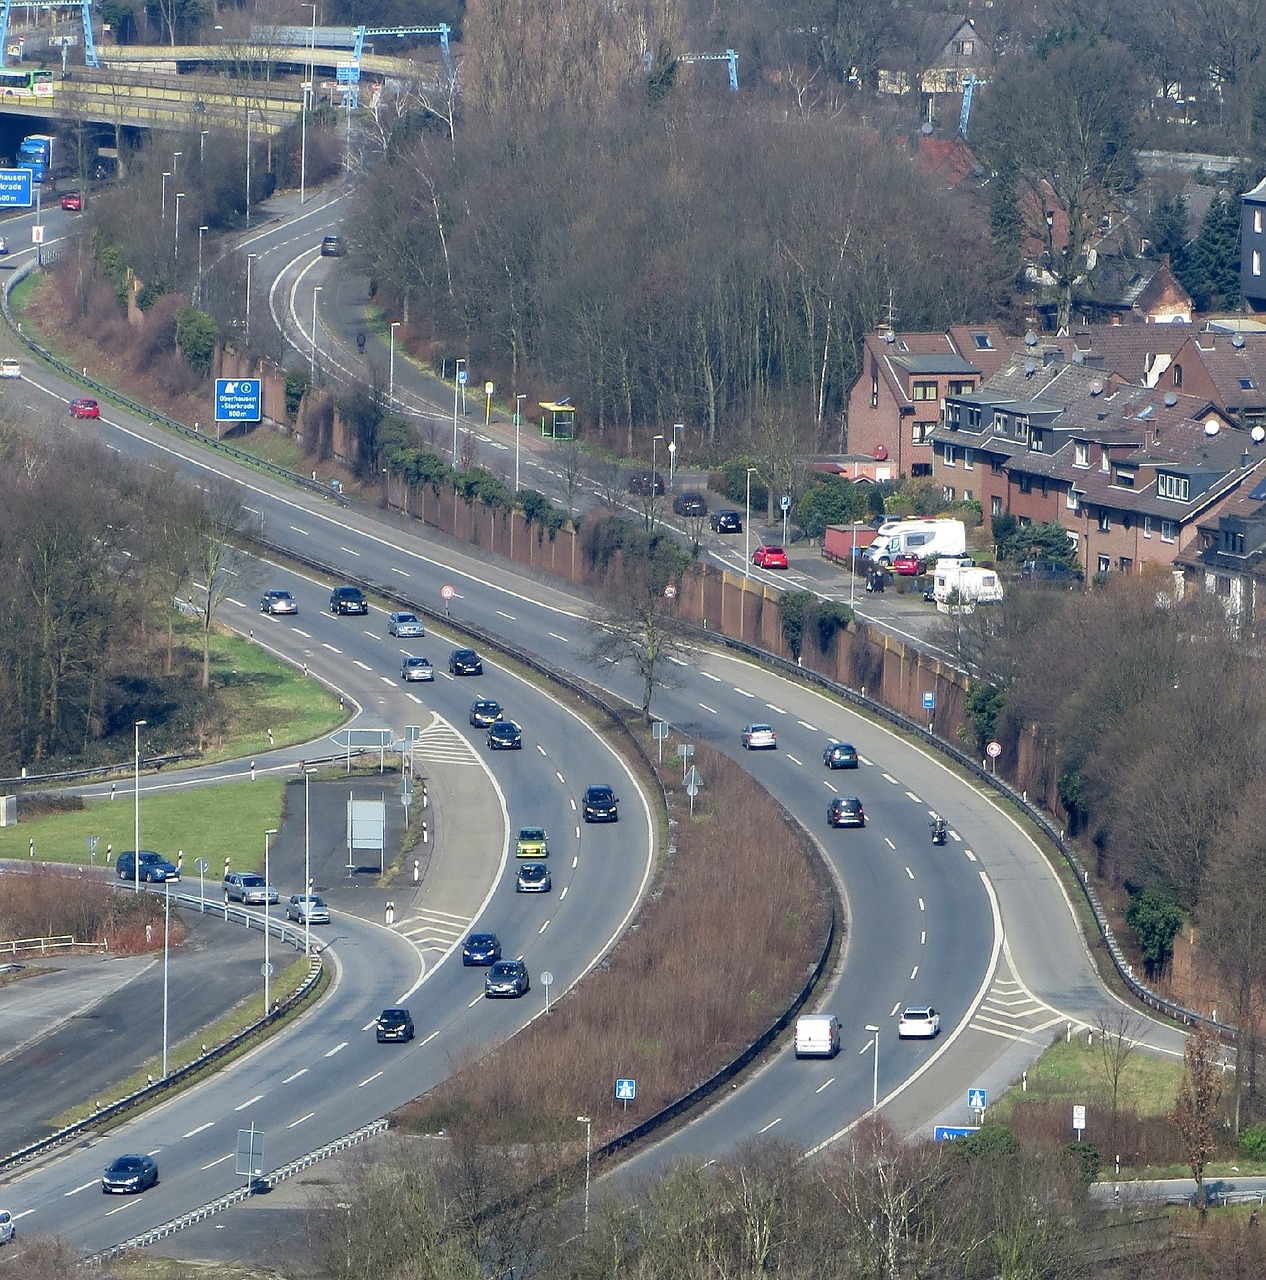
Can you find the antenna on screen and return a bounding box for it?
[1164,391,1178,407]
[1089,378,1105,396]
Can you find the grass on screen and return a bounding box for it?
[224,421,306,472]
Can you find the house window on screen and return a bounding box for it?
[1098,511,1111,532]
[949,380,974,396]
[1074,441,1089,468]
[942,486,956,503]
[1116,470,1135,488]
[1173,364,1183,388]
[1257,209,1264,234]
[1031,432,1044,452]
[1018,475,1032,494]
[1066,487,1079,510]
[1143,515,1152,538]
[912,381,938,401]
[871,376,879,409]
[1040,479,1049,498]
[943,443,956,466]
[1098,555,1111,574]
[968,407,981,429]
[1015,419,1029,441]
[912,422,933,444]
[1101,449,1110,472]
[1018,516,1032,527]
[1161,519,1175,543]
[991,496,1003,518]
[1256,249,1263,277]
[1223,529,1247,554]
[953,39,974,55]
[972,332,993,350]
[1119,557,1133,574]
[964,448,974,470]
[991,459,1003,476]
[1241,377,1256,391]
[1157,473,1190,501]
[910,462,933,478]
[1216,574,1232,596]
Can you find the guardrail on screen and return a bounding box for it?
[0,934,107,957]
[0,751,199,790]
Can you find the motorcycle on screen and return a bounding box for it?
[930,817,948,846]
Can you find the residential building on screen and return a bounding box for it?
[1175,480,1266,631]
[1162,331,1266,425]
[1241,174,1266,312]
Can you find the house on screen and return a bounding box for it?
[1241,174,1266,312]
[878,17,989,97]
[1161,331,1266,425]
[1043,322,1194,388]
[1174,480,1266,631]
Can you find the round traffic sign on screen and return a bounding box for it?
[440,584,455,601]
[540,971,554,987]
[780,495,791,511]
[194,858,210,874]
[986,741,1002,759]
[260,963,274,977]
[663,584,677,600]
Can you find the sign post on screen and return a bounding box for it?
[1073,1104,1086,1140]
[968,1087,986,1122]
[615,1078,636,1111]
[986,740,1002,773]
[440,583,455,617]
[684,765,702,815]
[236,1124,266,1191]
[651,719,669,763]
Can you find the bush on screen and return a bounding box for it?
[174,307,218,378]
[779,590,814,660]
[518,489,568,542]
[1124,885,1184,978]
[284,370,309,420]
[1240,1123,1266,1159]
[718,457,768,511]
[1063,1140,1101,1184]
[815,600,853,654]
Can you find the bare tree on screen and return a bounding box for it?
[192,482,259,689]
[1171,1021,1222,1215]
[553,434,585,520]
[594,453,625,509]
[1094,1008,1144,1151]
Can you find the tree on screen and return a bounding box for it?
[1178,192,1243,312]
[1146,192,1191,260]
[1124,886,1184,978]
[1171,1021,1223,1214]
[1094,1008,1143,1150]
[192,483,258,690]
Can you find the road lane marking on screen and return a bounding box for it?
[701,671,722,681]
[890,1001,901,1016]
[766,703,785,714]
[291,627,311,637]
[496,610,516,620]
[421,1030,439,1046]
[758,1118,781,1134]
[699,703,716,714]
[353,659,371,671]
[882,772,899,784]
[380,676,395,685]
[182,1122,214,1138]
[339,546,360,556]
[549,632,570,642]
[816,1078,835,1093]
[668,655,687,665]
[918,898,925,911]
[105,1199,144,1216]
[407,692,423,702]
[468,993,483,1008]
[822,780,836,792]
[797,720,817,731]
[734,687,754,698]
[572,855,578,868]
[906,791,921,803]
[786,754,801,765]
[885,837,895,849]
[202,1153,233,1170]
[288,1111,316,1128]
[325,1041,348,1057]
[537,744,547,756]
[291,526,309,535]
[359,1071,384,1088]
[560,885,569,899]
[234,1094,263,1111]
[65,1180,98,1196]
[538,920,550,934]
[12,1209,34,1220]
[910,966,919,980]
[965,849,977,862]
[575,825,580,838]
[921,931,926,945]
[905,866,914,880]
[361,1019,378,1032]
[556,771,566,784]
[390,567,410,577]
[570,798,576,810]
[282,1068,308,1083]
[321,643,342,653]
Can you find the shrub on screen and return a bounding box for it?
[518,489,568,542]
[284,370,309,420]
[964,681,1005,751]
[1124,885,1184,978]
[1063,1140,1101,1184]
[1240,1123,1266,1159]
[456,467,512,512]
[778,590,814,660]
[135,279,167,311]
[718,457,768,511]
[174,307,218,378]
[815,600,853,654]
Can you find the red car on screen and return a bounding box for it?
[60,190,82,211]
[69,397,100,418]
[752,545,789,570]
[893,553,924,576]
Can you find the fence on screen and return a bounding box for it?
[0,935,106,957]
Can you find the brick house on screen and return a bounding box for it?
[1174,481,1266,632]
[1161,331,1266,425]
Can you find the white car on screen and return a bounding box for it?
[388,611,426,638]
[0,358,20,379]
[741,723,777,750]
[401,655,434,682]
[285,894,330,924]
[260,589,298,615]
[897,1006,941,1039]
[0,1208,14,1244]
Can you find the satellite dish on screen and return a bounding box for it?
[1253,425,1266,444]
[1088,378,1105,395]
[1024,359,1037,376]
[1233,333,1246,348]
[1205,419,1221,436]
[1072,349,1085,364]
[1164,391,1178,406]
[920,121,934,136]
[1024,330,1038,347]
[874,445,889,461]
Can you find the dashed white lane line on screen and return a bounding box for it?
[321,643,342,653]
[390,567,410,577]
[910,966,919,981]
[786,754,802,765]
[380,676,395,686]
[918,898,925,911]
[65,1179,98,1197]
[575,825,580,838]
[905,790,921,803]
[766,703,785,714]
[183,1122,214,1138]
[291,627,312,638]
[536,745,547,756]
[468,993,483,1008]
[668,655,687,665]
[496,610,516,620]
[882,772,899,784]
[421,1030,439,1047]
[202,1153,233,1170]
[965,849,978,862]
[571,855,579,868]
[559,885,569,900]
[288,1111,316,1128]
[407,692,423,703]
[921,931,926,945]
[282,1068,308,1083]
[549,632,570,643]
[361,1019,378,1032]
[699,703,717,714]
[815,1077,835,1093]
[353,659,371,671]
[885,837,895,850]
[797,720,816,731]
[234,1094,263,1111]
[569,798,577,810]
[556,770,565,785]
[339,545,360,556]
[822,780,837,792]
[291,526,309,536]
[734,687,754,698]
[325,1041,348,1058]
[758,1118,781,1134]
[538,920,550,934]
[701,671,722,682]
[11,1209,34,1221]
[905,866,914,880]
[106,1198,144,1216]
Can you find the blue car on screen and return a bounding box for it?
[115,850,180,883]
[462,932,502,966]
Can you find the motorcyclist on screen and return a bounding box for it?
[930,814,948,844]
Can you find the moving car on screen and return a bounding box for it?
[485,958,530,998]
[751,545,789,570]
[515,861,552,893]
[897,1006,941,1039]
[627,471,665,497]
[401,655,434,683]
[320,234,344,257]
[462,932,502,966]
[223,872,279,905]
[741,723,777,750]
[793,1014,841,1059]
[101,1154,158,1194]
[515,826,549,858]
[376,1007,414,1042]
[260,589,298,615]
[0,358,19,379]
[892,553,924,576]
[487,719,522,750]
[469,699,502,727]
[329,585,368,615]
[581,784,619,823]
[60,189,82,211]
[710,509,742,533]
[115,850,180,883]
[827,796,866,828]
[387,611,425,638]
[822,741,859,770]
[285,894,330,924]
[69,397,100,418]
[0,237,8,256]
[672,490,708,517]
[0,1208,14,1245]
[449,648,483,676]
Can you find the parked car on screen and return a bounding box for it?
[462,932,502,966]
[320,234,344,257]
[741,723,777,750]
[223,872,279,905]
[449,648,483,676]
[115,850,180,883]
[897,1006,941,1039]
[581,784,619,823]
[376,1007,414,1042]
[469,699,502,727]
[823,741,859,769]
[329,585,368,615]
[69,397,99,418]
[60,190,82,211]
[101,1154,158,1194]
[627,471,666,497]
[892,553,924,576]
[1020,558,1082,586]
[751,544,789,570]
[0,358,19,379]
[260,589,298,615]
[485,958,530,998]
[827,796,866,828]
[387,611,425,638]
[515,826,549,858]
[0,1208,14,1245]
[672,490,708,517]
[286,894,330,924]
[487,719,522,750]
[401,655,434,683]
[710,509,743,533]
[516,861,552,893]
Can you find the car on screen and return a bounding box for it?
[627,471,665,497]
[751,545,789,570]
[0,1208,14,1245]
[320,234,344,257]
[60,189,82,211]
[1020,558,1082,586]
[376,1007,414,1042]
[469,699,502,727]
[672,490,708,517]
[827,796,866,828]
[69,397,99,418]
[515,826,549,858]
[101,1154,158,1194]
[741,723,777,750]
[892,553,924,576]
[516,861,552,893]
[462,932,502,966]
[487,719,522,750]
[0,358,19,379]
[0,237,9,256]
[260,589,298,616]
[285,894,330,924]
[387,611,425,638]
[485,958,530,998]
[401,655,434,682]
[223,872,279,906]
[329,584,368,615]
[449,647,483,676]
[897,1006,941,1039]
[823,741,859,770]
[115,850,180,883]
[581,784,619,823]
[710,509,743,533]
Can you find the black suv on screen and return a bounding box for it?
[376,1007,415,1043]
[487,720,523,750]
[320,235,344,257]
[449,648,483,676]
[710,509,743,533]
[827,796,866,828]
[672,491,708,517]
[582,784,619,823]
[628,471,665,497]
[330,585,368,615]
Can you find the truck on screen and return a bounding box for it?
[931,559,1004,614]
[17,133,53,183]
[866,518,966,567]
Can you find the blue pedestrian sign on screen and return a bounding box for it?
[615,1078,636,1101]
[968,1088,987,1111]
[923,691,936,711]
[935,1125,980,1141]
[215,378,262,423]
[0,168,32,207]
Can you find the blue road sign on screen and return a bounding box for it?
[0,168,32,207]
[968,1088,987,1111]
[935,1125,980,1141]
[923,691,936,711]
[215,378,262,423]
[457,367,468,385]
[615,1078,636,1101]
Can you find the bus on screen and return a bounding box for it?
[0,68,53,98]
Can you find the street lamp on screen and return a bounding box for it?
[160,170,171,220]
[304,767,317,958]
[172,149,182,180]
[514,393,526,495]
[577,1115,593,1233]
[245,252,257,344]
[452,358,465,463]
[197,225,208,307]
[173,192,185,269]
[162,877,171,1077]
[199,130,209,165]
[670,422,683,487]
[264,828,279,1014]
[300,3,317,205]
[651,434,664,529]
[389,321,401,410]
[133,719,147,894]
[850,519,863,613]
[310,284,323,380]
[744,467,759,578]
[865,1023,880,1111]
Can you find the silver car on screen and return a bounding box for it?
[286,894,330,924]
[223,872,279,906]
[388,611,426,638]
[260,589,298,615]
[401,655,434,682]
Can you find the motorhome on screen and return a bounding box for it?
[866,519,966,566]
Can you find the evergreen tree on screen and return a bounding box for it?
[1145,193,1189,260]
[1177,195,1241,312]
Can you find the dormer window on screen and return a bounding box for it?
[1101,448,1110,472]
[1074,441,1089,468]
[1115,469,1136,488]
[1157,473,1190,501]
[972,332,993,350]
[1222,529,1247,555]
[1173,363,1183,388]
[912,381,938,401]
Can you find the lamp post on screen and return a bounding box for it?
[304,767,317,957]
[744,467,759,578]
[651,434,664,530]
[577,1115,593,1233]
[452,358,465,463]
[199,130,209,165]
[162,877,171,1077]
[865,1023,880,1110]
[389,321,401,409]
[264,828,279,1013]
[514,393,525,494]
[245,252,257,344]
[160,171,171,220]
[133,719,147,894]
[173,191,185,269]
[670,422,683,487]
[172,149,182,181]
[244,110,252,232]
[197,225,208,307]
[310,284,323,381]
[300,78,312,206]
[850,519,862,612]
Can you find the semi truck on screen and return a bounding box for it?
[17,134,53,183]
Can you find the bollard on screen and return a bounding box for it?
[110,782,116,801]
[422,823,429,844]
[249,629,253,641]
[1067,1022,1072,1042]
[29,838,34,858]
[268,729,274,748]
[413,858,420,883]
[1022,1070,1027,1092]
[250,760,256,781]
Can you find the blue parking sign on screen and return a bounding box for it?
[215,378,262,423]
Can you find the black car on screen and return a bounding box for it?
[485,958,530,998]
[1020,558,1083,587]
[582,784,619,823]
[710,509,743,533]
[102,1154,158,1194]
[320,234,344,257]
[449,648,483,676]
[115,850,180,883]
[672,490,708,517]
[516,861,552,893]
[469,699,502,727]
[486,719,522,750]
[330,585,368,615]
[627,471,665,497]
[376,1007,415,1043]
[828,796,866,828]
[462,932,502,966]
[823,741,859,770]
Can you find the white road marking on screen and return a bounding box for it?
[538,920,550,934]
[699,703,717,714]
[965,849,977,862]
[12,1209,34,1220]
[361,1019,378,1032]
[668,655,687,665]
[556,770,565,784]
[797,720,817,731]
[766,703,785,714]
[496,610,516,620]
[559,885,568,900]
[421,1030,439,1046]
[339,546,360,556]
[882,773,899,784]
[905,791,921,803]
[890,1001,901,1016]
[701,671,722,682]
[390,567,410,577]
[202,1153,234,1170]
[282,1068,308,1083]
[815,1078,835,1093]
[468,993,483,1008]
[905,867,914,880]
[758,1118,781,1134]
[106,1199,144,1216]
[822,780,836,792]
[291,627,312,638]
[786,754,801,765]
[234,1094,264,1111]
[65,1180,98,1197]
[288,1111,316,1128]
[147,1148,161,1156]
[921,931,926,945]
[379,676,394,686]
[537,744,547,756]
[407,692,423,703]
[918,898,925,911]
[321,643,342,653]
[325,1041,348,1058]
[291,526,309,536]
[182,1122,214,1138]
[569,798,577,810]
[572,855,579,868]
[575,825,580,838]
[353,660,371,671]
[910,966,919,981]
[734,687,754,698]
[885,837,895,850]
[549,632,570,642]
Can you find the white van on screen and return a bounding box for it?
[793,1014,841,1058]
[867,519,966,566]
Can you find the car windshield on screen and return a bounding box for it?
[490,963,516,977]
[396,613,417,623]
[589,788,612,800]
[469,934,495,947]
[110,1158,143,1172]
[751,725,773,734]
[519,828,544,841]
[381,1009,406,1023]
[239,874,265,886]
[521,864,545,878]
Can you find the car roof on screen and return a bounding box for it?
[586,784,613,793]
[519,826,545,837]
[748,723,773,731]
[381,1006,408,1016]
[902,1006,934,1016]
[394,610,417,618]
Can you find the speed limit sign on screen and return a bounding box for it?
[986,741,1002,759]
[440,584,455,601]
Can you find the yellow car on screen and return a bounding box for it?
[515,826,549,859]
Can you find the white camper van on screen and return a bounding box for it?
[933,562,1004,613]
[866,519,966,566]
[793,1014,841,1058]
